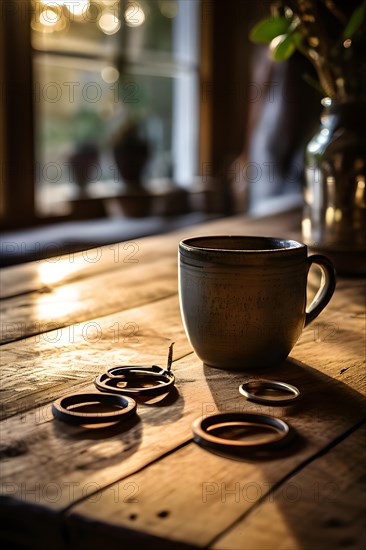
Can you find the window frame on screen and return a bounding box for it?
[1,0,251,230]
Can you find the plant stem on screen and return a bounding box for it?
[321,0,348,24]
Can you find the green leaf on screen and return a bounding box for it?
[292,31,303,48]
[343,0,366,39]
[250,16,291,43]
[272,32,302,61]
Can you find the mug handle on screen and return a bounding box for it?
[305,255,336,327]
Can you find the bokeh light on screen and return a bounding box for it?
[124,2,145,27]
[98,10,121,34]
[101,66,120,83]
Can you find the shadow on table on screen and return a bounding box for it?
[50,385,184,468]
[52,414,143,470]
[137,387,185,426]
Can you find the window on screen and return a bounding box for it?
[31,0,200,216]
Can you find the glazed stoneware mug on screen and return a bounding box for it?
[178,236,336,370]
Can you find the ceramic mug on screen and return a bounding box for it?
[178,236,336,369]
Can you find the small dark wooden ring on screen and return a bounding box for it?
[239,380,300,405]
[52,392,137,425]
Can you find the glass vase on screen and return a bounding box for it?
[302,99,366,275]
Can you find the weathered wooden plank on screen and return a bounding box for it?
[64,365,366,550]
[1,350,365,547]
[2,208,364,550]
[0,208,363,550]
[212,423,366,550]
[1,330,362,512]
[0,295,191,420]
[0,257,179,344]
[0,210,302,299]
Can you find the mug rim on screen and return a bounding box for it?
[179,235,305,254]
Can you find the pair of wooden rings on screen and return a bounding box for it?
[193,380,300,451]
[52,365,176,426]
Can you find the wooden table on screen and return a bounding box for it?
[1,210,365,550]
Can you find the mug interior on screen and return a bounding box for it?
[180,236,303,252]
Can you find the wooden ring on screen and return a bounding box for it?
[239,380,300,405]
[192,412,290,450]
[52,392,137,425]
[106,365,166,379]
[95,367,175,396]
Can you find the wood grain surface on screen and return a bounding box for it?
[1,209,365,550]
[212,423,366,550]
